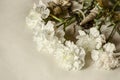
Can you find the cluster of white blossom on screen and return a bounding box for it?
[26,0,86,71]
[91,43,120,70]
[76,27,106,53]
[76,28,120,70]
[26,0,59,54]
[26,0,120,71]
[26,0,50,29]
[55,41,86,71]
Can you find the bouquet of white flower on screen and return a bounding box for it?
[26,0,120,71]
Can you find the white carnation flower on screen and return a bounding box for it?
[26,8,42,29]
[55,41,86,71]
[91,43,119,70]
[76,27,105,53]
[31,20,54,38]
[34,35,59,54]
[33,21,60,54]
[26,1,50,29]
[35,0,50,19]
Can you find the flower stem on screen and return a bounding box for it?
[50,14,63,22]
[56,17,71,28]
[56,17,76,28]
[65,17,76,26]
[111,1,120,12]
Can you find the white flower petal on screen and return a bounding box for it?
[91,50,100,61]
[103,43,116,53]
[90,27,100,38]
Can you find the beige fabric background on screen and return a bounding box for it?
[0,0,120,80]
